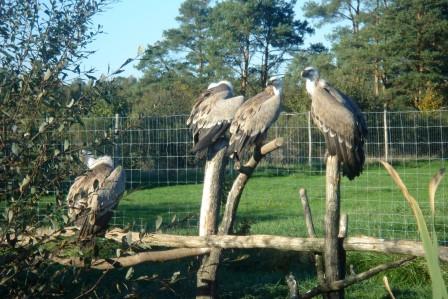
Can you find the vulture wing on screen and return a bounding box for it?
[228,87,281,158]
[311,82,367,179]
[187,85,242,157]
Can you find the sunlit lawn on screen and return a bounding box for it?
[101,161,448,298]
[24,160,448,298]
[117,160,448,242]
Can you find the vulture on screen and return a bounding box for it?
[301,66,368,180]
[187,80,244,158]
[66,151,125,241]
[227,76,283,165]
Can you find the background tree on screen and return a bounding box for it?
[252,0,313,88]
[303,0,448,111]
[377,0,448,109]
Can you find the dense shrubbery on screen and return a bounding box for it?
[0,1,122,296]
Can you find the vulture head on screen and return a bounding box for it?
[301,66,320,81]
[208,80,234,92]
[267,75,283,95]
[301,67,321,95]
[80,150,113,169]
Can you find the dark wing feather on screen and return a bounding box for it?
[191,121,230,155]
[188,85,243,158]
[228,87,281,158]
[312,81,367,180]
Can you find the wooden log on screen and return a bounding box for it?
[52,248,210,270]
[104,232,448,261]
[23,228,448,262]
[324,155,344,298]
[197,139,228,299]
[299,188,325,285]
[199,139,227,236]
[198,138,284,298]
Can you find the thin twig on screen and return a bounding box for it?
[383,276,396,299]
[73,268,111,299]
[298,188,325,286]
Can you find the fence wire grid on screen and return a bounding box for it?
[37,110,448,242]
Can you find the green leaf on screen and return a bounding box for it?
[43,69,51,81]
[125,267,134,280]
[155,216,163,231]
[11,143,20,155]
[7,209,14,224]
[66,98,75,108]
[63,139,70,151]
[119,58,133,70]
[19,175,31,192]
[38,121,47,133]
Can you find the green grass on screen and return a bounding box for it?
[7,160,448,298]
[118,161,448,242]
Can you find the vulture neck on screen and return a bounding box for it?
[87,156,113,169]
[272,86,282,96]
[305,78,324,96]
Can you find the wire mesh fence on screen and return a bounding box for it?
[28,110,448,242]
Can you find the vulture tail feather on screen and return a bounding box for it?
[78,212,95,242]
[341,143,365,180]
[325,133,365,180]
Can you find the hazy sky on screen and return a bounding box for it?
[83,1,331,78]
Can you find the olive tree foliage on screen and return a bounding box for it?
[0,0,121,297]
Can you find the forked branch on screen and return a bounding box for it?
[300,256,415,299]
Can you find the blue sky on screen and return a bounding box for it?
[83,0,331,78]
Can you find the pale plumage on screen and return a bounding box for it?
[187,80,244,158]
[227,77,283,163]
[301,67,367,180]
[66,152,125,240]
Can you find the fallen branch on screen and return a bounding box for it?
[20,228,448,262]
[300,256,415,299]
[52,248,210,270]
[104,231,448,262]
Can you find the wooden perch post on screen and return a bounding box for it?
[198,139,227,236]
[324,155,345,299]
[197,139,228,298]
[196,138,284,299]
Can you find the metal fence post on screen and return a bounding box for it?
[114,113,121,166]
[383,108,389,162]
[308,111,312,168]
